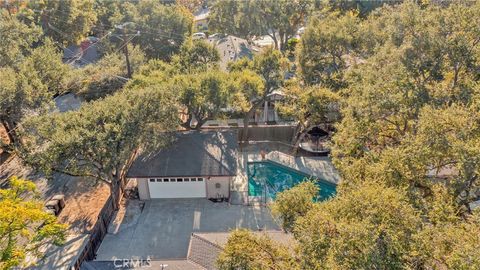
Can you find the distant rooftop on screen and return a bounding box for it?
[207,35,261,70]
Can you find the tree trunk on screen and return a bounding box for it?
[181,113,193,130]
[242,101,263,144]
[1,119,17,150]
[292,128,309,156]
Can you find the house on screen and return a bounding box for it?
[194,7,210,32]
[207,35,260,71]
[127,130,238,200]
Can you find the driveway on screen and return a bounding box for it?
[95,199,280,260]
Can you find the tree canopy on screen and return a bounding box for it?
[209,0,313,50]
[19,86,179,207]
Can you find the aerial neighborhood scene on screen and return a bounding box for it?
[1,0,480,269]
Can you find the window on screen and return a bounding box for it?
[177,178,183,182]
[156,178,162,182]
[149,179,155,182]
[184,178,190,182]
[163,178,169,182]
[191,178,196,182]
[170,178,176,182]
[198,177,204,182]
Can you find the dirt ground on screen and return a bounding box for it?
[57,180,110,233]
[0,154,111,233]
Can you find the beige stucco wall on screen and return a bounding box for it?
[135,178,150,200]
[206,176,230,199]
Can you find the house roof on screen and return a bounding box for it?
[207,35,260,70]
[187,231,293,270]
[194,8,210,21]
[127,130,238,178]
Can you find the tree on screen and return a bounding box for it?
[228,48,287,142]
[0,176,66,270]
[118,0,193,60]
[279,84,340,154]
[173,40,220,73]
[0,41,70,149]
[19,86,179,208]
[209,0,313,50]
[171,71,230,129]
[35,0,98,45]
[218,181,480,269]
[296,9,362,89]
[0,10,41,68]
[293,182,422,270]
[217,229,296,270]
[270,181,318,232]
[69,44,145,101]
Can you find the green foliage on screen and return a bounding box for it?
[0,40,70,147]
[210,0,313,50]
[173,40,220,73]
[70,45,145,101]
[0,176,66,270]
[216,229,296,270]
[19,86,179,197]
[118,0,193,60]
[297,10,362,89]
[39,0,98,45]
[0,10,41,68]
[331,1,480,212]
[279,84,340,149]
[170,70,230,129]
[294,182,421,270]
[270,181,318,232]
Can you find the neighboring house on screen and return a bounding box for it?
[207,35,260,71]
[62,36,100,68]
[127,130,238,200]
[194,7,210,32]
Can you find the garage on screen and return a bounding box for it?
[148,177,206,198]
[127,130,238,200]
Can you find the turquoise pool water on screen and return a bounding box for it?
[248,161,336,201]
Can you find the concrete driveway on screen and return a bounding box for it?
[95,199,280,260]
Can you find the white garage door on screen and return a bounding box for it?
[148,177,206,198]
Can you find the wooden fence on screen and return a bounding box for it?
[237,125,296,143]
[73,178,127,269]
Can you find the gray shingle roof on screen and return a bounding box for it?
[127,130,238,178]
[207,35,259,70]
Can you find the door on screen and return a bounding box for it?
[148,177,206,198]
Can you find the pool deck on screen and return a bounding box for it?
[230,144,340,205]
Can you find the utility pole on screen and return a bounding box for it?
[115,22,136,79]
[122,26,132,78]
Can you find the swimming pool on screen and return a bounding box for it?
[247,161,336,201]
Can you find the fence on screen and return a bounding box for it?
[73,178,128,269]
[237,125,295,143]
